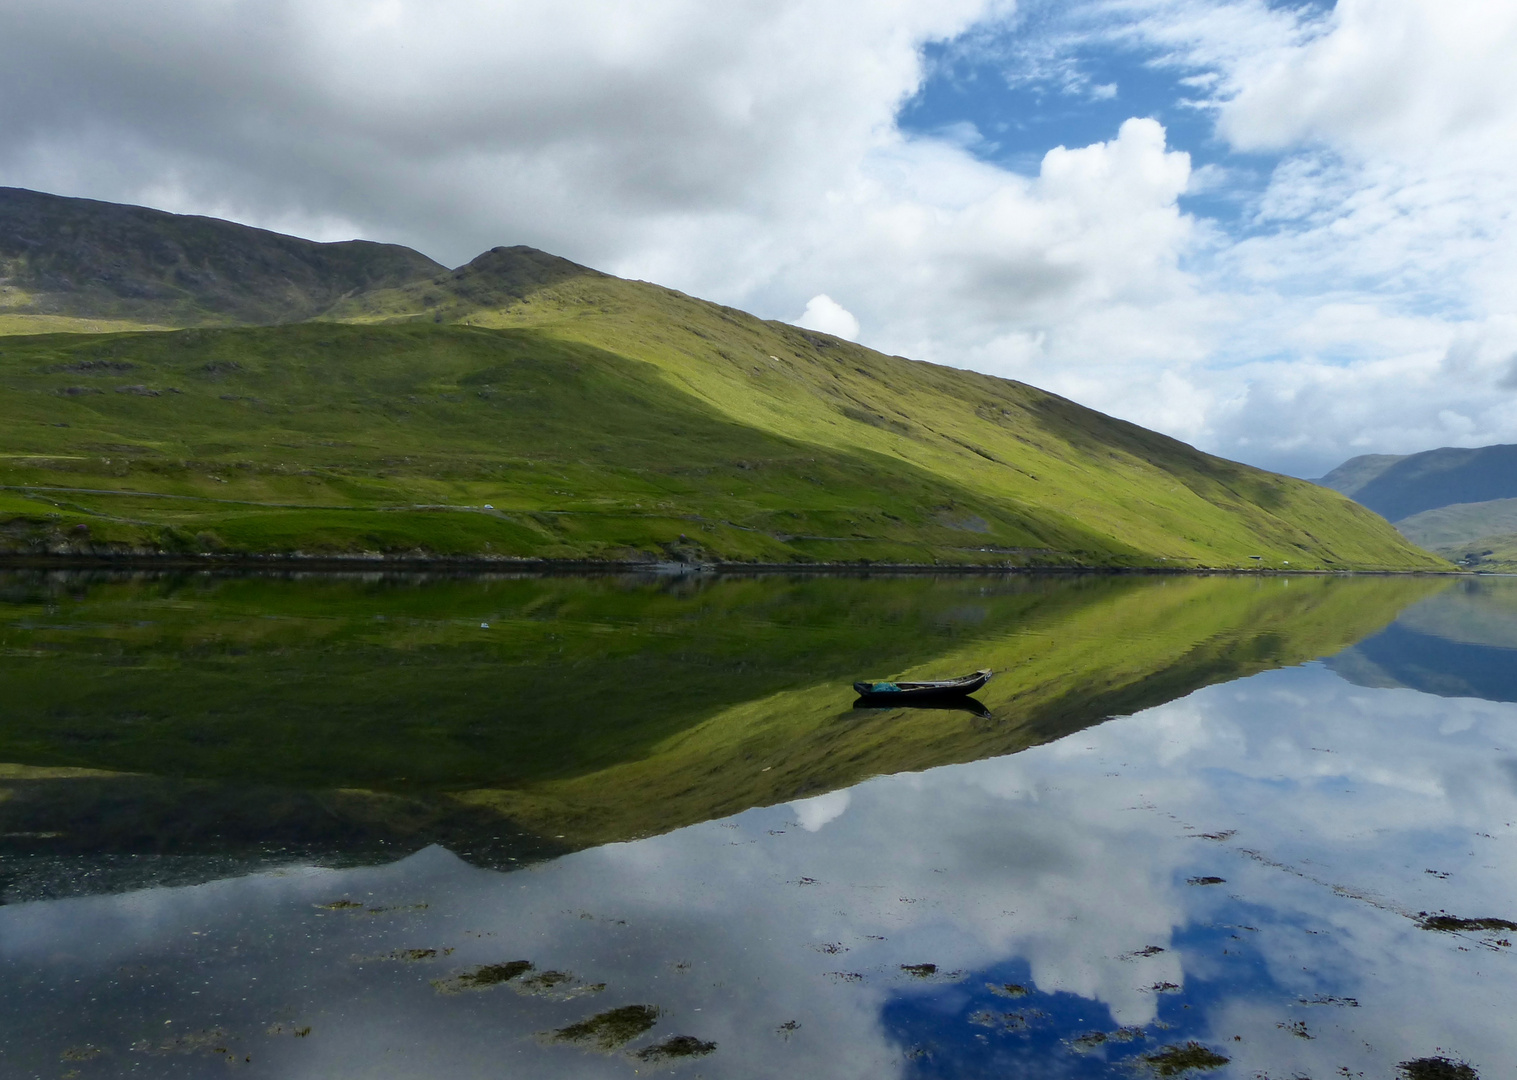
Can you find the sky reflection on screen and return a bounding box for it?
[5,639,1517,1077]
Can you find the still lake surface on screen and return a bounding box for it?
[0,570,1514,1078]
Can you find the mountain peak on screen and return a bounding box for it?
[0,186,445,328]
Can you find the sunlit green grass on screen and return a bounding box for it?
[0,317,1444,569]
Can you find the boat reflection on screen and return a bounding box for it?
[850,697,993,719]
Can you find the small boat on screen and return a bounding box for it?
[853,669,993,701]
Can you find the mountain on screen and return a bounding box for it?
[1316,444,1517,520]
[1314,453,1407,502]
[0,187,445,331]
[0,186,1446,569]
[1316,443,1517,569]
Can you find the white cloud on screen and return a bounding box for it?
[1084,0,1517,472]
[2,0,1516,475]
[795,295,861,341]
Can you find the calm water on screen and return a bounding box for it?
[1,571,1513,1078]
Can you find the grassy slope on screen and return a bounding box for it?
[0,571,1442,851]
[328,251,1441,570]
[1394,498,1517,571]
[1426,533,1517,572]
[0,237,1445,568]
[1397,498,1517,547]
[0,324,1147,565]
[0,317,1441,568]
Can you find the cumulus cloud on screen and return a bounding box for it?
[0,0,1002,265]
[795,295,861,341]
[1075,0,1517,473]
[1,0,1515,474]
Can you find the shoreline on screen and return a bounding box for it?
[0,552,1470,576]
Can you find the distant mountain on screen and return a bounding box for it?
[0,187,444,329]
[1316,444,1517,521]
[0,186,1446,569]
[1314,453,1408,502]
[1316,444,1517,569]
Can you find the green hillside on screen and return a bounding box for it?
[1425,532,1517,572]
[1395,497,1517,569]
[0,190,1448,569]
[0,319,1440,569]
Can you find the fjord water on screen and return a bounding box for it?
[1,572,1514,1078]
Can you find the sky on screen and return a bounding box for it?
[1,0,1515,477]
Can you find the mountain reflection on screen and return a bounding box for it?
[1327,577,1517,702]
[0,571,1438,900]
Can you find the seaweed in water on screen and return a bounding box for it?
[130,1028,235,1057]
[988,983,1028,998]
[635,1035,718,1062]
[390,948,438,962]
[1399,1057,1479,1080]
[1187,876,1227,886]
[549,1005,661,1051]
[1416,912,1517,934]
[516,969,605,999]
[432,960,534,994]
[901,963,937,978]
[1071,1028,1145,1051]
[1141,1042,1230,1076]
[970,1009,1045,1032]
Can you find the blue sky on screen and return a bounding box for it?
[1,0,1514,476]
[900,23,1273,227]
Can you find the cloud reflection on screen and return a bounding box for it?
[3,664,1517,1076]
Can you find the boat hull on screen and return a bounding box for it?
[852,669,992,701]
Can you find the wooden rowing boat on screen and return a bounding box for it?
[852,669,992,701]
